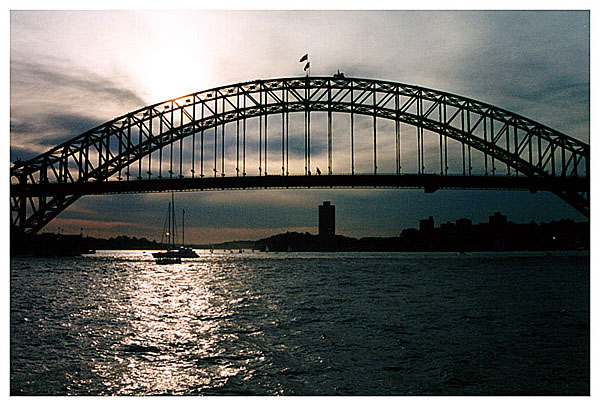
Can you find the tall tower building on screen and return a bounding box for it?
[318,201,335,241]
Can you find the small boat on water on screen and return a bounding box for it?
[153,192,198,263]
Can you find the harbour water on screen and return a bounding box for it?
[10,250,589,395]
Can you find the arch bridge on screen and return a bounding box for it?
[11,76,589,235]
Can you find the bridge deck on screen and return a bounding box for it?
[11,174,588,196]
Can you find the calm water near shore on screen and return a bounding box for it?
[10,250,589,395]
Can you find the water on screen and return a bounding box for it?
[10,250,589,395]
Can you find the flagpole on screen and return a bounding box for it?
[299,53,310,77]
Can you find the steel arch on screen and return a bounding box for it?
[11,76,589,234]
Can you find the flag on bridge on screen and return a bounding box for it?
[304,62,310,71]
[299,53,308,63]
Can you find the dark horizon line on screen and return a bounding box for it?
[36,214,589,246]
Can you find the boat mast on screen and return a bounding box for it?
[182,208,185,248]
[171,191,176,249]
[167,201,172,249]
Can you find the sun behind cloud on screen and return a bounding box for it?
[125,12,220,104]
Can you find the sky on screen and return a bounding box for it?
[8,6,591,244]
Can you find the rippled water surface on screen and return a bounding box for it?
[11,250,589,395]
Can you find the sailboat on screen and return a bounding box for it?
[153,192,183,264]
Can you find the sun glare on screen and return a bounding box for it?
[139,54,210,104]
[136,16,215,104]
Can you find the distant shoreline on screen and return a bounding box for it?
[11,216,589,257]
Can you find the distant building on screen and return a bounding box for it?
[456,218,471,227]
[455,218,472,234]
[319,201,335,241]
[489,212,508,250]
[489,212,508,228]
[440,221,455,231]
[419,216,434,234]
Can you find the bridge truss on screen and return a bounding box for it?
[11,76,589,234]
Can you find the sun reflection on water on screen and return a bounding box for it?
[92,254,249,394]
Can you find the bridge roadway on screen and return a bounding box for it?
[11,174,588,196]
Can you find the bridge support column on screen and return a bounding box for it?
[17,172,28,232]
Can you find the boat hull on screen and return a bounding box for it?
[177,248,199,258]
[152,251,179,259]
[153,248,198,259]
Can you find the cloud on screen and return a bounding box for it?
[11,112,105,156]
[10,56,147,160]
[445,11,589,142]
[51,217,152,237]
[11,59,145,106]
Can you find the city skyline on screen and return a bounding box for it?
[9,9,590,244]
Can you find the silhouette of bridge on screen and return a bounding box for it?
[11,76,589,235]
